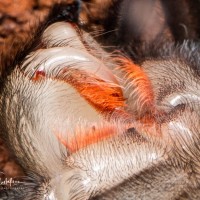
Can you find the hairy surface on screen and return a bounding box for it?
[0,0,200,199]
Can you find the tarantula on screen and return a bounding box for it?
[0,0,200,199]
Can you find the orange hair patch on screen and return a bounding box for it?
[55,125,116,153]
[55,68,125,115]
[117,58,155,113]
[30,66,126,115]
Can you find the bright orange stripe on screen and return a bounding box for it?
[117,58,154,109]
[57,68,126,115]
[55,126,116,153]
[31,67,126,115]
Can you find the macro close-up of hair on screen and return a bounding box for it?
[0,0,200,199]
